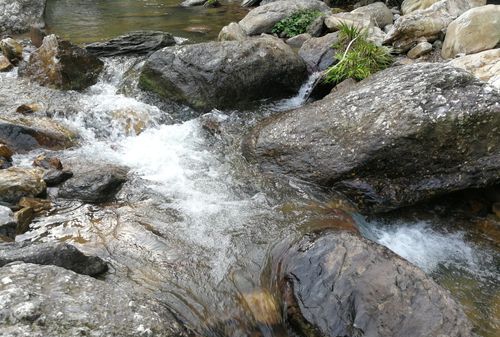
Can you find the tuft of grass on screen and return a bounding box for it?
[272,10,322,38]
[324,23,393,84]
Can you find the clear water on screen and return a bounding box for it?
[2,2,499,335]
[44,0,249,44]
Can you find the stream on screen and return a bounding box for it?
[1,1,499,336]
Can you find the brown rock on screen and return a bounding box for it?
[33,154,63,170]
[0,55,13,72]
[19,34,104,91]
[14,207,34,235]
[0,38,23,65]
[0,144,14,160]
[16,103,41,114]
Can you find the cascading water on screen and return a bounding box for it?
[1,39,498,337]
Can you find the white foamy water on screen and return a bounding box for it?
[361,221,489,275]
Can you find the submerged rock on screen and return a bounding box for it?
[0,116,78,153]
[0,0,46,36]
[243,63,500,213]
[139,37,307,111]
[58,165,128,203]
[239,0,330,35]
[442,5,500,59]
[0,168,45,204]
[272,231,474,337]
[0,242,108,276]
[85,31,177,57]
[19,34,104,91]
[0,262,189,337]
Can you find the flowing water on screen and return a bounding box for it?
[1,2,499,336]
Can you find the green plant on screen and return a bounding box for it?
[272,10,322,38]
[324,23,393,84]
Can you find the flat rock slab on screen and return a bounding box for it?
[0,262,189,337]
[85,31,177,57]
[272,231,474,337]
[0,242,108,276]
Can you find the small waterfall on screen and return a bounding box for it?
[273,72,323,111]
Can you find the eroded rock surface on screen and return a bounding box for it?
[0,0,46,36]
[0,262,189,337]
[272,231,475,337]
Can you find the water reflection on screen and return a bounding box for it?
[45,0,248,44]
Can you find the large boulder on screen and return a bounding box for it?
[0,262,190,337]
[449,49,500,90]
[0,116,78,153]
[85,31,177,57]
[0,242,107,276]
[58,164,127,204]
[239,0,330,36]
[243,63,500,213]
[19,34,104,91]
[442,5,500,59]
[298,32,340,72]
[272,231,474,337]
[401,0,485,14]
[351,2,394,28]
[0,0,46,36]
[139,37,307,111]
[0,168,45,204]
[384,0,475,50]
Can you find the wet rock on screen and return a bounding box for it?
[243,63,500,213]
[0,168,46,204]
[298,32,339,72]
[19,34,104,91]
[407,41,433,58]
[183,25,212,34]
[218,22,247,41]
[0,55,13,72]
[0,262,189,337]
[0,144,13,161]
[139,37,307,111]
[181,0,206,6]
[351,2,394,28]
[442,5,500,59]
[241,290,281,326]
[0,242,107,276]
[0,38,23,65]
[85,31,176,57]
[384,0,474,51]
[0,0,46,35]
[273,231,474,337]
[14,207,34,235]
[43,169,73,187]
[239,0,330,35]
[449,49,500,90]
[18,197,51,215]
[0,205,16,239]
[286,33,311,48]
[32,154,63,170]
[58,165,127,203]
[0,116,78,153]
[15,103,40,114]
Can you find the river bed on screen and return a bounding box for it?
[1,1,499,336]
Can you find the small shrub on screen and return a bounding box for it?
[324,23,393,84]
[272,10,322,38]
